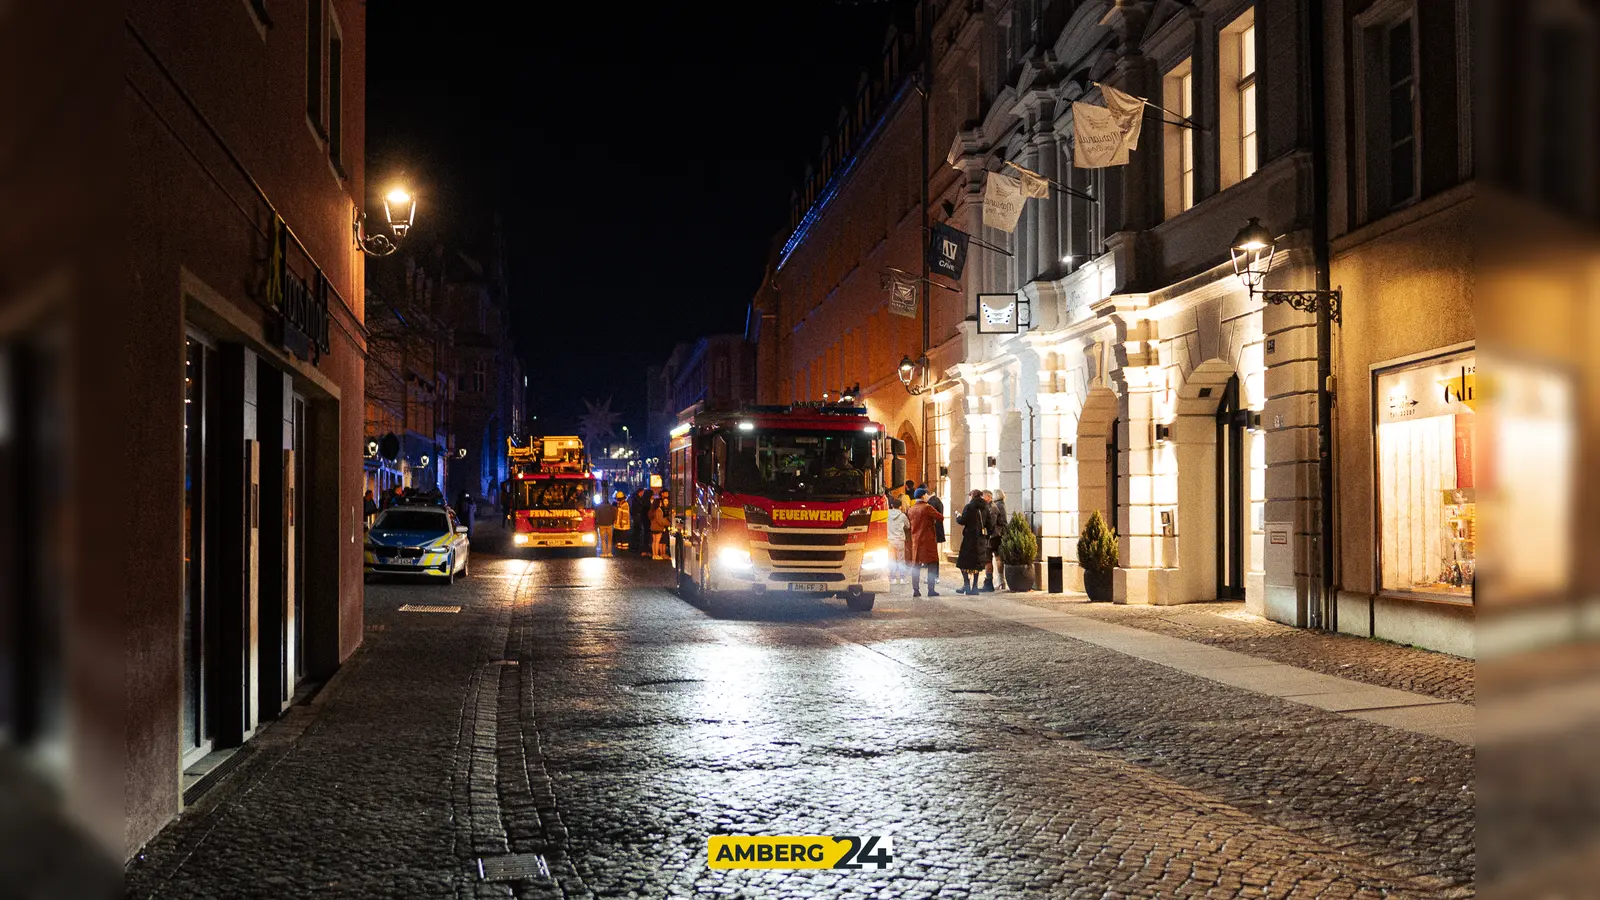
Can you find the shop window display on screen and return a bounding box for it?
[1375,352,1474,599]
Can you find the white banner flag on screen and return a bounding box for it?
[1099,83,1147,151]
[1072,101,1130,167]
[1017,167,1050,199]
[983,171,1026,233]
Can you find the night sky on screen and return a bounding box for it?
[367,2,912,438]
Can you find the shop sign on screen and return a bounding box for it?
[976,293,1031,334]
[1376,353,1474,425]
[267,217,333,365]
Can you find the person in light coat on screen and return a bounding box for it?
[886,498,910,585]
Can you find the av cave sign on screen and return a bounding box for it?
[279,269,331,364]
[267,219,333,365]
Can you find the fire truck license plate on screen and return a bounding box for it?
[789,583,827,592]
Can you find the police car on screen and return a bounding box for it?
[364,504,471,584]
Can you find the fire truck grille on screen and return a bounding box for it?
[767,549,847,563]
[765,531,849,547]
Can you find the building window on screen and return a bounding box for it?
[1163,58,1195,220]
[1356,3,1419,220]
[1374,350,1475,600]
[1527,3,1597,219]
[1219,8,1257,189]
[328,12,343,171]
[464,359,487,394]
[305,0,323,129]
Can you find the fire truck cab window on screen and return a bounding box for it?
[725,429,877,499]
[516,480,593,510]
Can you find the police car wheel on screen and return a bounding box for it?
[846,593,876,612]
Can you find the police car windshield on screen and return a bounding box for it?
[375,509,448,533]
[724,430,876,499]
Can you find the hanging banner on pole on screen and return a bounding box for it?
[927,223,969,280]
[1098,83,1147,150]
[886,271,919,319]
[982,172,1026,233]
[1072,101,1131,167]
[1017,166,1050,199]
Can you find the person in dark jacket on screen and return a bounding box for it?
[982,489,1005,591]
[955,490,990,595]
[919,484,947,546]
[593,496,618,557]
[454,490,477,536]
[630,489,651,557]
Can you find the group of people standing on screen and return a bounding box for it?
[592,487,671,560]
[884,480,1007,597]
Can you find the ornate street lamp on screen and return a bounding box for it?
[898,354,930,395]
[1229,217,1342,322]
[354,186,418,257]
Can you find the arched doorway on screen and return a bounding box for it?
[1076,386,1121,535]
[1215,375,1250,600]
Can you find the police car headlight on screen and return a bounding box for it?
[718,546,753,571]
[862,548,889,571]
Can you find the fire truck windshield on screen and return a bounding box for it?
[723,429,878,499]
[515,480,593,510]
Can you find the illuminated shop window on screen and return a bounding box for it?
[1375,351,1475,599]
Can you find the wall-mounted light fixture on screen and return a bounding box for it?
[898,354,931,395]
[1230,217,1342,323]
[354,185,418,257]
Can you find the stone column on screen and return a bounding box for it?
[1033,128,1061,281]
[1261,248,1322,627]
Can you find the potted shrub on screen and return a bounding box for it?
[998,513,1038,592]
[1077,509,1118,602]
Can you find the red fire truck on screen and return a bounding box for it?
[667,403,908,611]
[506,435,599,552]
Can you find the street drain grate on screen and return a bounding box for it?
[398,604,461,613]
[477,853,551,883]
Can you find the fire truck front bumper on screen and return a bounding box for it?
[712,545,891,595]
[513,532,596,548]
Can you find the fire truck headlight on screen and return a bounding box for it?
[862,547,889,571]
[718,546,753,572]
[513,534,530,546]
[582,532,596,544]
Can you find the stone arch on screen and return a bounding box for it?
[1169,358,1263,606]
[1075,385,1122,540]
[895,420,922,489]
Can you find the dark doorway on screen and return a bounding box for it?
[1105,418,1120,535]
[292,394,308,687]
[182,335,216,763]
[1215,375,1249,600]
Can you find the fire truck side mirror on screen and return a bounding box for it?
[892,457,907,489]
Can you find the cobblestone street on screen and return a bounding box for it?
[125,534,1475,899]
